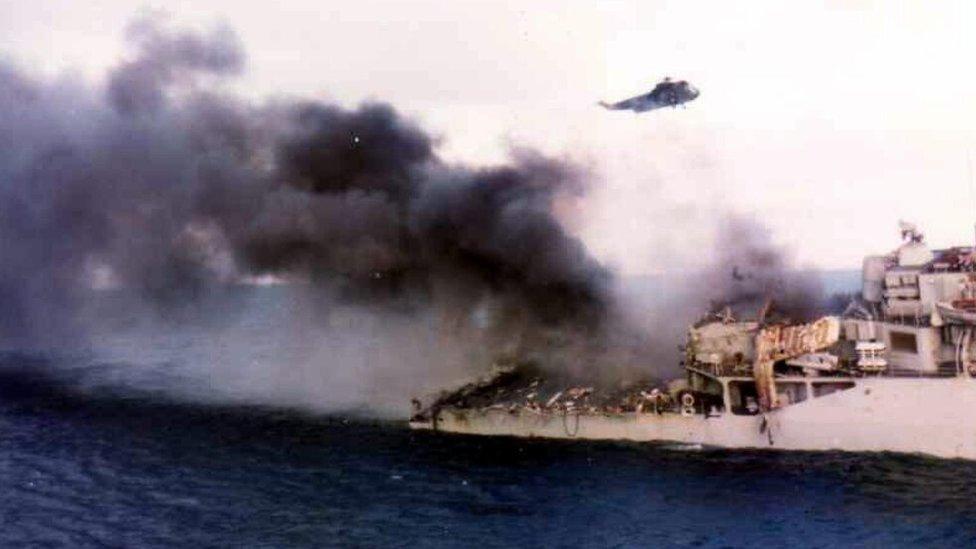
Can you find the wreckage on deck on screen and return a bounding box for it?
[413,363,676,421]
[411,223,976,460]
[412,311,840,433]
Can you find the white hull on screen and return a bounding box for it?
[411,377,976,460]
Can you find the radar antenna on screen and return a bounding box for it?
[898,220,923,243]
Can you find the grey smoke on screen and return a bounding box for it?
[0,16,625,412]
[108,17,244,114]
[0,17,824,413]
[703,215,825,321]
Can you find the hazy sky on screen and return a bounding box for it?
[3,1,976,273]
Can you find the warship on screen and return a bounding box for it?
[410,222,976,460]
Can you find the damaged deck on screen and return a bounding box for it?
[410,363,705,428]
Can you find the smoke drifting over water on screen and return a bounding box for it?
[0,17,629,412]
[0,17,825,414]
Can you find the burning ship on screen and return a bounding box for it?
[410,222,976,460]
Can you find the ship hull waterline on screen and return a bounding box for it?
[410,377,976,460]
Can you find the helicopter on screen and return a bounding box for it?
[599,78,699,113]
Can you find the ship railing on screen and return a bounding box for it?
[693,363,753,378]
[878,310,932,329]
[697,361,959,379]
[883,364,958,378]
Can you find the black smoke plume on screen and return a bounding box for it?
[0,16,619,401]
[0,17,829,412]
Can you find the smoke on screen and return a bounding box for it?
[0,16,631,413]
[702,215,825,321]
[0,17,830,414]
[107,17,244,114]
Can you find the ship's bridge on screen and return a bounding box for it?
[679,223,976,417]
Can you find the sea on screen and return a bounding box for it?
[4,270,975,548]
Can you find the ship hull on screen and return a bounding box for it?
[411,377,976,460]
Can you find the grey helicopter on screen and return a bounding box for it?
[599,78,699,113]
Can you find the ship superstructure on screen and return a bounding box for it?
[410,224,976,460]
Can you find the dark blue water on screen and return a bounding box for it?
[4,271,968,548]
[2,357,976,548]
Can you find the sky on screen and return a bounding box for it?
[2,0,976,273]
